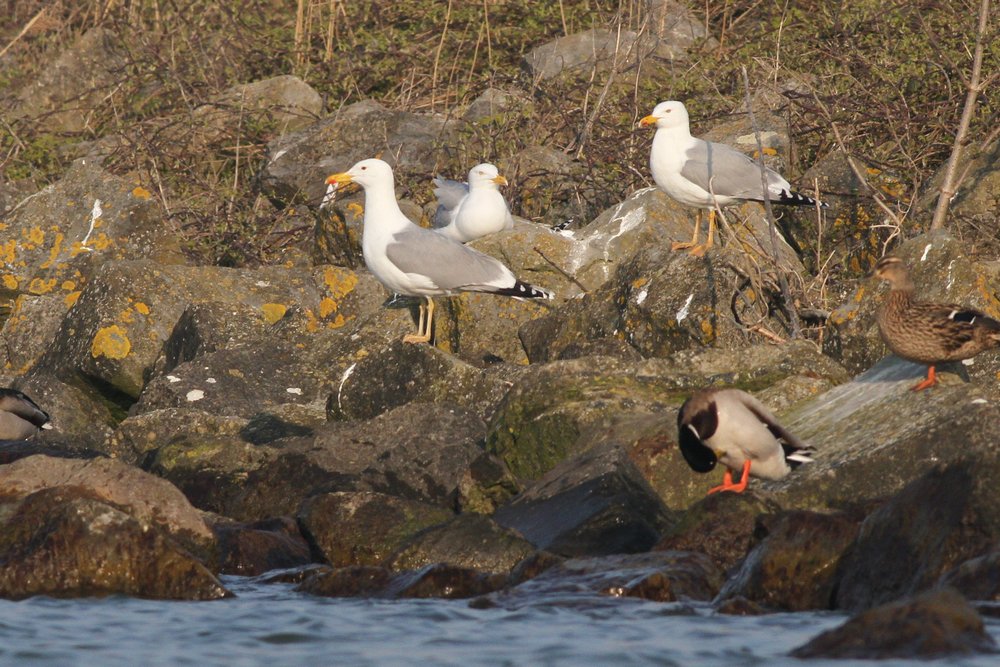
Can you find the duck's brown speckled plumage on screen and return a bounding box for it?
[874,256,1000,379]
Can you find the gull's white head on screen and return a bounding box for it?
[326,158,395,190]
[639,101,689,130]
[467,163,508,190]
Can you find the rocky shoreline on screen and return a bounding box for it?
[3,2,1000,660]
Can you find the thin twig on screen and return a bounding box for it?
[0,7,47,59]
[741,66,800,338]
[931,0,992,229]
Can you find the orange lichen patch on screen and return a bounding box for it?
[854,286,866,302]
[2,274,18,290]
[866,167,882,176]
[327,313,348,329]
[631,277,649,289]
[347,202,365,216]
[28,277,57,295]
[323,267,359,299]
[319,297,338,318]
[134,301,150,315]
[118,307,135,324]
[261,303,288,324]
[61,280,77,291]
[975,275,1000,316]
[39,232,65,269]
[91,325,131,359]
[131,186,152,199]
[699,319,714,338]
[90,233,112,250]
[25,227,45,245]
[64,291,81,308]
[303,308,320,333]
[1,240,16,266]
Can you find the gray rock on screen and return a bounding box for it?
[298,491,452,568]
[194,75,323,134]
[493,443,673,557]
[108,408,249,465]
[387,514,535,575]
[260,99,461,206]
[524,28,676,82]
[791,588,997,659]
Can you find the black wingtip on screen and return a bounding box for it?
[492,281,554,300]
[776,190,828,209]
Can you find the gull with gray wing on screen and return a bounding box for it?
[0,388,51,440]
[433,163,514,243]
[325,159,552,344]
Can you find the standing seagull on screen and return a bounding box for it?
[677,388,812,494]
[639,100,823,256]
[874,255,1000,391]
[325,159,553,344]
[432,163,515,243]
[0,388,51,440]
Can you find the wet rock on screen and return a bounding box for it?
[230,403,486,521]
[825,231,1000,380]
[388,514,534,575]
[833,462,999,611]
[493,444,673,557]
[0,455,216,563]
[940,552,1000,602]
[11,28,126,132]
[0,486,229,600]
[298,491,452,568]
[507,550,565,586]
[719,510,861,611]
[297,565,393,597]
[767,354,1000,515]
[715,596,770,615]
[212,516,313,576]
[790,588,997,659]
[655,491,781,574]
[329,340,521,422]
[487,552,723,608]
[260,99,460,206]
[384,563,506,600]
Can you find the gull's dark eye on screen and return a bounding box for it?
[361,166,367,170]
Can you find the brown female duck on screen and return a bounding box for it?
[874,255,1000,391]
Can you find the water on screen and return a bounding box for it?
[1,577,998,666]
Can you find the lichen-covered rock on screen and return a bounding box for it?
[0,486,229,600]
[387,514,535,575]
[487,341,847,484]
[38,260,371,400]
[108,408,250,465]
[521,239,804,363]
[329,339,522,422]
[211,516,313,576]
[260,99,460,206]
[833,462,1000,611]
[493,444,673,557]
[298,491,452,568]
[655,491,781,574]
[825,231,1000,380]
[718,509,861,611]
[0,455,216,563]
[790,588,997,659]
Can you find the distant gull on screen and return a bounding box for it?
[325,159,553,344]
[640,100,823,256]
[677,388,813,494]
[432,163,514,243]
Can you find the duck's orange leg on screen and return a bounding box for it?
[707,460,752,495]
[911,365,937,392]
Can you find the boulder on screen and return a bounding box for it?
[298,491,452,568]
[329,339,522,422]
[108,408,250,466]
[193,75,323,134]
[297,565,393,597]
[833,462,999,611]
[212,516,313,576]
[483,552,723,608]
[493,444,673,557]
[718,509,862,611]
[0,486,229,600]
[940,552,1000,601]
[655,491,781,574]
[790,588,997,659]
[382,563,506,599]
[524,28,678,82]
[260,99,461,207]
[227,403,487,521]
[0,455,216,563]
[11,28,126,133]
[387,514,535,575]
[5,372,117,451]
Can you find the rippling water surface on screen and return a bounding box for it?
[1,576,998,666]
